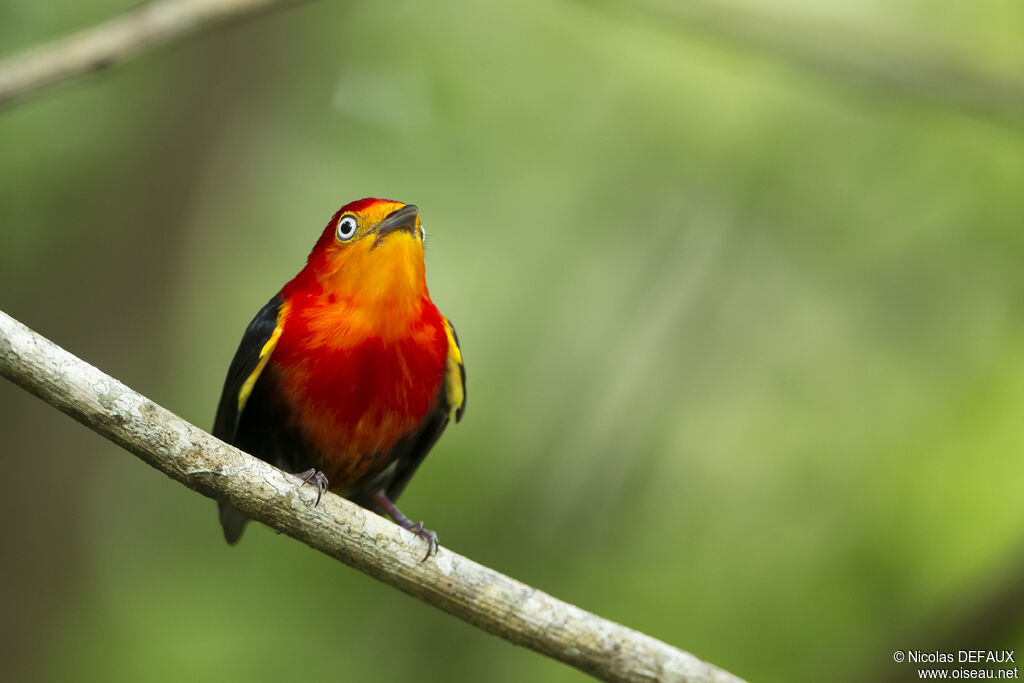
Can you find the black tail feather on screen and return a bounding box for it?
[218,502,248,545]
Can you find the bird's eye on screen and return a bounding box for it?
[336,215,358,241]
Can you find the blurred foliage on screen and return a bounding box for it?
[2,1,1023,681]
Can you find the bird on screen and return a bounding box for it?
[212,198,465,558]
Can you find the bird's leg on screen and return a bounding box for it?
[373,492,438,560]
[296,468,329,507]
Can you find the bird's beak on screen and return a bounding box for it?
[374,204,419,243]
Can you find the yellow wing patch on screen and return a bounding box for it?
[237,302,288,414]
[442,318,465,422]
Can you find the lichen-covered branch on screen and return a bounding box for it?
[0,0,316,108]
[0,309,744,683]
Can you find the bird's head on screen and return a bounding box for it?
[300,198,429,305]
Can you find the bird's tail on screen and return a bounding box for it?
[218,501,248,544]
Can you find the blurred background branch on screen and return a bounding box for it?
[0,309,745,683]
[581,0,1024,128]
[0,0,316,109]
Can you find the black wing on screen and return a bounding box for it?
[212,294,285,443]
[213,294,286,543]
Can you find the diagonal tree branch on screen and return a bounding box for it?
[0,309,745,683]
[0,0,317,109]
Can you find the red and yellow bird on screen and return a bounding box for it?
[213,198,465,557]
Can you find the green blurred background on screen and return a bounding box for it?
[2,1,1023,681]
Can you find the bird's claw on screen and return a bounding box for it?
[371,492,439,561]
[296,469,329,507]
[414,525,439,561]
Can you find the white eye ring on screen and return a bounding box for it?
[336,215,358,241]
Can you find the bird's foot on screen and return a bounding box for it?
[296,469,329,507]
[373,492,439,561]
[405,523,439,560]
